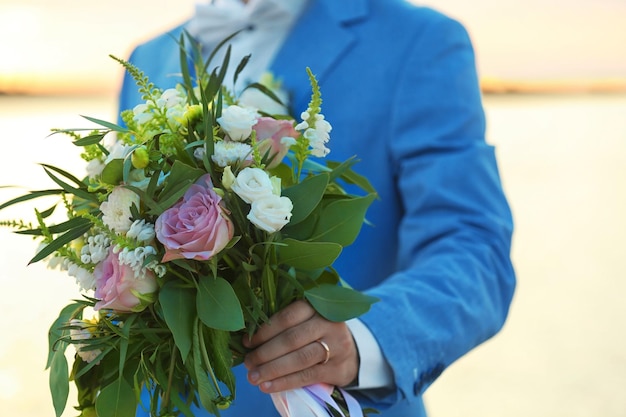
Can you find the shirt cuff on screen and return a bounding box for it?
[346,318,394,390]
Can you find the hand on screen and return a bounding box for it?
[242,300,359,393]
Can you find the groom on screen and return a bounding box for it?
[120,0,516,416]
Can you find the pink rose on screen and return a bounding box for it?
[155,174,234,262]
[94,249,158,312]
[254,117,299,168]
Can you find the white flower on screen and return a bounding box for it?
[217,105,258,141]
[247,194,293,233]
[231,167,274,204]
[100,187,140,233]
[127,219,155,243]
[296,111,332,157]
[104,141,133,164]
[69,319,102,364]
[212,141,253,167]
[132,103,154,125]
[81,233,110,264]
[86,158,106,179]
[117,245,158,279]
[157,88,186,108]
[194,147,205,161]
[67,262,96,291]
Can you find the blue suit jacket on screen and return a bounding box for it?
[122,0,516,416]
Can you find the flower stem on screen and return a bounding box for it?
[161,346,178,414]
[198,323,224,398]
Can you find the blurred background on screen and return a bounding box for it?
[0,0,625,416]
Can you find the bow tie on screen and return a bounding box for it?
[186,0,296,51]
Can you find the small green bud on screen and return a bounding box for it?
[182,104,203,125]
[131,146,150,169]
[216,398,232,410]
[222,166,236,190]
[80,407,97,417]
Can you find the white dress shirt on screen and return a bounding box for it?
[187,0,394,391]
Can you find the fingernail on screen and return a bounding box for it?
[248,371,260,384]
[261,381,272,391]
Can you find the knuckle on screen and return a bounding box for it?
[296,345,317,365]
[277,306,299,327]
[298,366,316,384]
[284,328,304,348]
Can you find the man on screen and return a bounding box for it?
[120,0,516,416]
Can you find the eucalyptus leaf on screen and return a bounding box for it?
[17,217,91,236]
[101,159,124,185]
[159,281,196,362]
[328,159,377,195]
[304,284,379,322]
[159,160,205,203]
[47,302,84,369]
[30,220,92,264]
[81,115,129,133]
[73,133,106,147]
[95,377,137,417]
[309,194,376,246]
[282,173,329,225]
[197,277,244,331]
[0,189,63,211]
[49,348,69,417]
[40,163,85,187]
[192,323,220,415]
[277,239,342,270]
[43,167,96,202]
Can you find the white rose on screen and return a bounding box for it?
[100,187,140,233]
[247,195,293,233]
[231,167,274,204]
[217,105,258,141]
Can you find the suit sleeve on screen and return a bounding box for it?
[357,14,516,406]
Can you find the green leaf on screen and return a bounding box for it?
[81,115,129,133]
[328,159,377,195]
[47,302,84,369]
[277,238,342,270]
[95,377,137,417]
[304,284,379,322]
[17,216,91,236]
[281,173,329,225]
[192,322,219,415]
[40,164,85,188]
[49,348,69,417]
[158,160,205,205]
[30,219,92,264]
[43,166,96,202]
[197,277,244,331]
[0,189,63,211]
[310,194,376,246]
[101,159,124,185]
[73,133,106,147]
[159,281,196,362]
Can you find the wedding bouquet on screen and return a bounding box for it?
[0,35,378,417]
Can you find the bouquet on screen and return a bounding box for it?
[0,34,378,417]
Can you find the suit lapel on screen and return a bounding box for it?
[270,0,369,112]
